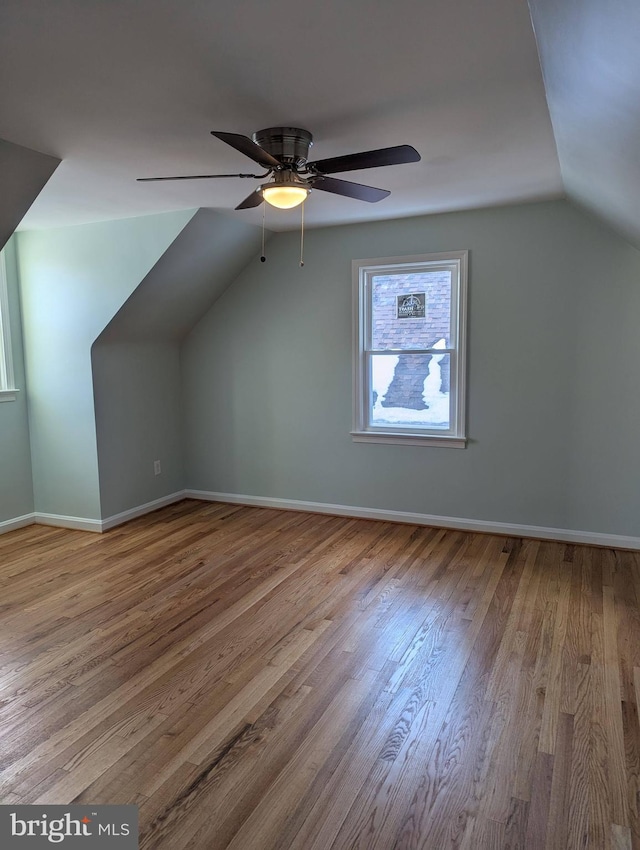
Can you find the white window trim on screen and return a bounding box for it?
[0,250,18,403]
[352,250,468,448]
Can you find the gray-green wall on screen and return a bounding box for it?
[181,200,640,539]
[5,198,639,540]
[17,210,194,520]
[93,342,185,519]
[0,137,58,526]
[0,238,34,523]
[92,209,262,520]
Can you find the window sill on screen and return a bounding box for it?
[0,389,19,403]
[351,430,466,448]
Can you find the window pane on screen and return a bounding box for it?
[0,251,11,390]
[371,270,452,350]
[370,352,451,430]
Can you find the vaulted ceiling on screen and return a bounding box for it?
[528,0,640,247]
[0,1,638,245]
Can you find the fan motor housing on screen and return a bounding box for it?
[253,127,313,167]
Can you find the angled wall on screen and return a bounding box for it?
[93,209,263,519]
[17,209,195,523]
[182,199,640,542]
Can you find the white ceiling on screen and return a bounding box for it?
[0,0,573,233]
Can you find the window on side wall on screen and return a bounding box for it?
[0,250,17,402]
[352,251,468,447]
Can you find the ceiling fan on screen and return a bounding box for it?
[137,127,421,210]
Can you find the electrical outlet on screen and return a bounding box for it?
[153,460,161,476]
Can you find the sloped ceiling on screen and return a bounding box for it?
[2,2,638,246]
[529,0,640,247]
[0,0,561,232]
[0,138,59,252]
[96,208,264,343]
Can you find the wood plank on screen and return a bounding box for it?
[1,502,639,848]
[603,582,630,827]
[539,569,572,754]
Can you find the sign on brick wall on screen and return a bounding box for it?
[396,293,426,319]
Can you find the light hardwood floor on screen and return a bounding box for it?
[1,500,639,849]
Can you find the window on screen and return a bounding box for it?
[352,251,467,447]
[0,249,17,402]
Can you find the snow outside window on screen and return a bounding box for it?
[352,251,467,447]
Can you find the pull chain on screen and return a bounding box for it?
[300,200,305,267]
[260,203,266,263]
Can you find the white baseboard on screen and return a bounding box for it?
[0,491,187,535]
[0,512,35,533]
[186,489,640,551]
[35,512,103,532]
[101,491,187,531]
[4,490,638,551]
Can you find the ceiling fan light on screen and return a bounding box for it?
[262,184,309,209]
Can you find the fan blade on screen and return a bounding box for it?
[211,131,281,169]
[137,173,262,182]
[310,176,390,203]
[308,144,420,175]
[235,189,264,210]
